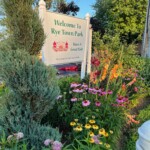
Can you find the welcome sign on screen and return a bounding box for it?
[43,12,87,65]
[39,0,92,78]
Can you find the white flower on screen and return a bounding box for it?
[7,135,13,141]
[44,139,53,146]
[16,132,24,140]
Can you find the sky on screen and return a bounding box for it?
[67,0,96,18]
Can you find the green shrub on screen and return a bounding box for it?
[0,49,61,149]
[2,0,45,55]
[0,49,60,122]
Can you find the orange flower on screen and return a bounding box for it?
[127,114,140,125]
[90,71,100,84]
[122,83,126,91]
[127,78,136,86]
[110,64,121,81]
[100,64,109,82]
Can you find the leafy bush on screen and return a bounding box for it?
[93,0,147,43]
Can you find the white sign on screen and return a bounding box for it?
[43,12,87,65]
[39,0,92,78]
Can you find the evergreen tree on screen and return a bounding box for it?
[2,0,45,55]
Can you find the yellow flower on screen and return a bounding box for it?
[70,122,76,126]
[85,124,91,129]
[88,131,94,137]
[92,125,99,130]
[109,130,113,134]
[99,128,105,135]
[105,143,110,149]
[74,126,82,132]
[89,120,95,124]
[89,138,94,143]
[74,119,78,122]
[99,141,103,145]
[103,132,109,137]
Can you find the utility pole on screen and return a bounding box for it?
[142,0,150,57]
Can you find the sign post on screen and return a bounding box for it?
[39,0,92,79]
[87,24,92,74]
[81,13,90,79]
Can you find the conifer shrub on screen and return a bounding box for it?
[0,49,60,122]
[0,93,61,150]
[0,49,61,149]
[2,0,45,55]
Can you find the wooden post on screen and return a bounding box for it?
[81,13,90,79]
[39,0,46,20]
[39,0,46,62]
[87,24,92,74]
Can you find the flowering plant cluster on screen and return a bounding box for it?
[7,132,24,141]
[44,139,63,150]
[53,49,145,149]
[56,78,131,149]
[0,132,24,149]
[69,116,113,149]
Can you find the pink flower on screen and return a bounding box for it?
[134,87,138,92]
[95,101,101,107]
[82,100,90,107]
[81,84,88,89]
[116,96,128,103]
[44,139,53,146]
[71,97,77,102]
[88,88,100,94]
[101,91,107,95]
[107,90,113,95]
[73,89,84,93]
[88,88,94,93]
[70,83,81,88]
[92,135,100,144]
[52,141,63,150]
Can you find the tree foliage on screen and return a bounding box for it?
[34,0,80,16]
[2,0,45,55]
[57,1,80,16]
[93,0,148,43]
